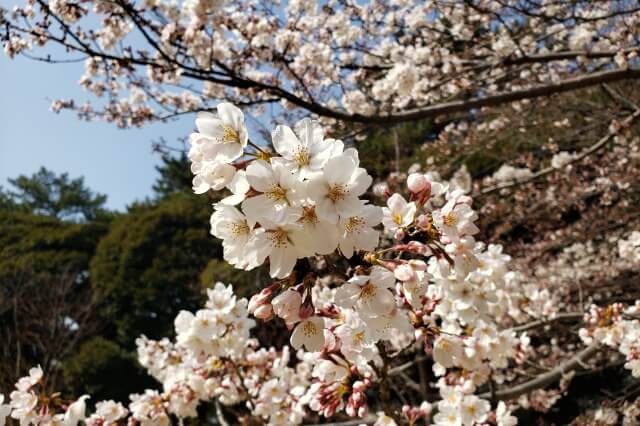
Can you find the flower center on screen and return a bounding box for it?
[218,126,240,144]
[443,212,457,226]
[302,320,318,337]
[327,184,348,202]
[298,206,319,225]
[393,213,403,224]
[359,283,376,300]
[293,147,311,166]
[266,184,288,201]
[268,229,289,248]
[345,216,365,234]
[229,221,249,236]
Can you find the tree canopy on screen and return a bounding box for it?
[1,167,108,221]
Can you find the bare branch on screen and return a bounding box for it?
[478,343,601,401]
[478,107,640,195]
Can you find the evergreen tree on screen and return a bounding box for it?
[4,167,108,221]
[152,153,193,198]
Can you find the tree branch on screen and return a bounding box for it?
[508,312,584,333]
[478,343,601,401]
[478,107,640,195]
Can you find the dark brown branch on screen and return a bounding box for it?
[478,107,640,195]
[478,343,601,400]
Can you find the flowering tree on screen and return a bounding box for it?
[2,0,640,129]
[2,0,640,425]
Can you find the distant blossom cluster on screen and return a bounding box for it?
[3,0,639,128]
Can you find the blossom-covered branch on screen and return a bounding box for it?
[2,0,639,129]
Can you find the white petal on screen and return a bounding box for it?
[195,112,224,137]
[272,124,300,158]
[217,102,244,131]
[245,160,275,192]
[324,155,356,186]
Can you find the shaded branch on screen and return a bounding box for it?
[478,343,601,401]
[478,107,640,195]
[508,312,584,333]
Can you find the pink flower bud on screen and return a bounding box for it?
[272,289,302,321]
[407,173,429,193]
[253,303,273,320]
[394,229,406,240]
[402,405,410,416]
[407,241,427,254]
[298,303,315,320]
[248,283,278,313]
[416,214,430,229]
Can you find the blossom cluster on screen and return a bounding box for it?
[1,366,89,426]
[0,284,312,426]
[579,302,640,379]
[190,102,377,280]
[186,103,529,421]
[7,101,640,425]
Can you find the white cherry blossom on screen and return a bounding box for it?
[242,160,302,225]
[335,266,396,316]
[291,317,325,352]
[209,205,256,269]
[382,193,416,232]
[246,222,310,278]
[272,118,342,179]
[307,153,372,224]
[338,204,382,258]
[191,103,248,164]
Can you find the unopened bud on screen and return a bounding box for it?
[407,173,429,193]
[298,303,314,320]
[253,303,273,320]
[416,214,430,229]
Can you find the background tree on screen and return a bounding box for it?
[151,153,194,199]
[3,167,109,221]
[0,210,108,391]
[89,192,218,346]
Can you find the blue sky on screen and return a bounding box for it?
[0,53,192,211]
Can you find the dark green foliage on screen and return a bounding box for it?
[0,185,27,213]
[0,164,252,400]
[0,211,108,284]
[0,210,108,390]
[152,153,194,198]
[201,259,266,299]
[62,337,156,402]
[90,192,220,346]
[3,167,109,221]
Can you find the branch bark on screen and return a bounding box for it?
[478,107,640,195]
[353,67,640,125]
[508,312,583,333]
[478,343,601,401]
